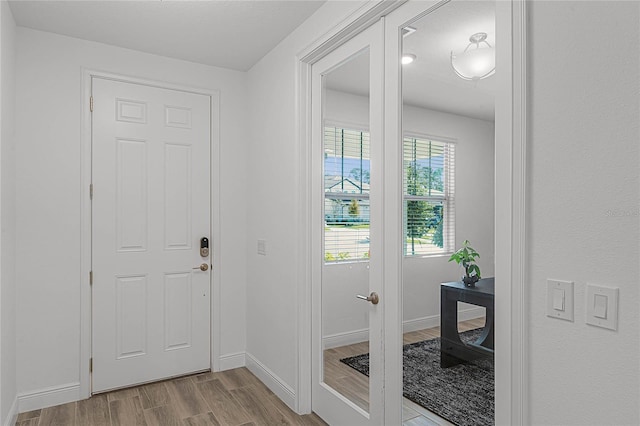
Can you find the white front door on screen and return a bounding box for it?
[91,77,211,392]
[311,21,385,425]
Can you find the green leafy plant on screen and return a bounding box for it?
[448,240,481,281]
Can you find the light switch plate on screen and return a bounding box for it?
[586,284,618,330]
[546,279,574,321]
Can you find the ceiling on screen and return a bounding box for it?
[8,0,326,71]
[325,1,496,121]
[9,0,495,120]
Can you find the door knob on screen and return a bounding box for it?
[193,263,209,271]
[356,292,379,305]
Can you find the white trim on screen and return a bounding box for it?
[245,352,296,411]
[322,328,369,350]
[3,396,18,426]
[209,82,223,374]
[403,131,458,146]
[17,382,81,413]
[324,119,370,133]
[80,68,222,398]
[402,307,486,334]
[296,4,407,415]
[494,1,528,424]
[79,67,92,400]
[296,0,527,423]
[297,1,407,64]
[218,352,246,371]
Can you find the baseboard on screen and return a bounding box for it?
[324,307,487,348]
[218,351,246,371]
[245,352,296,411]
[322,328,368,350]
[3,395,18,426]
[403,306,486,334]
[17,382,81,413]
[402,314,441,333]
[457,306,486,323]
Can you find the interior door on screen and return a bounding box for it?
[91,77,211,392]
[311,21,385,425]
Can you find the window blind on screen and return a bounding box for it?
[324,126,370,262]
[403,137,455,256]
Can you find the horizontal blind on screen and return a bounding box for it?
[403,137,455,256]
[324,126,371,262]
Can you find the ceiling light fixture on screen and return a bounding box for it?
[450,32,495,81]
[401,53,417,65]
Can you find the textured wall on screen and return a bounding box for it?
[528,1,640,424]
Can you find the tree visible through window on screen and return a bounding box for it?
[403,136,455,256]
[324,126,370,262]
[323,128,455,263]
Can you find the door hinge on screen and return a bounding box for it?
[90,96,94,112]
[89,270,93,285]
[89,357,93,373]
[89,184,93,200]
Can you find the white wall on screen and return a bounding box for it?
[249,0,640,423]
[322,89,495,343]
[0,2,17,424]
[14,28,248,406]
[528,1,639,425]
[245,0,370,402]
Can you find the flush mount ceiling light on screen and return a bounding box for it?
[450,32,495,81]
[402,53,417,65]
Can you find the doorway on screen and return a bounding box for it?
[90,76,213,393]
[299,0,527,424]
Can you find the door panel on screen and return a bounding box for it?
[312,21,384,425]
[92,78,211,392]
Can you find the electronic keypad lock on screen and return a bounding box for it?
[200,237,209,257]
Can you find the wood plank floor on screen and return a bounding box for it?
[15,368,327,426]
[323,317,487,426]
[16,318,486,426]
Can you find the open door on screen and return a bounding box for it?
[311,21,385,425]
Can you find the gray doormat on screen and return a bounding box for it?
[339,329,494,426]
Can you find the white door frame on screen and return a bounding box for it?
[310,21,386,425]
[295,1,528,424]
[79,69,222,398]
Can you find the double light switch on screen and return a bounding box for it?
[546,279,619,331]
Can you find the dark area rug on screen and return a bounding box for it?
[339,329,494,426]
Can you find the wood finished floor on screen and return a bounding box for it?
[15,368,327,426]
[16,319,486,426]
[323,317,487,426]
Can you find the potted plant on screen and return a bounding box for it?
[448,240,481,287]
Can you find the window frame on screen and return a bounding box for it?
[323,121,371,264]
[402,132,456,258]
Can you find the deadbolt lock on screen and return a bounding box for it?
[200,237,209,257]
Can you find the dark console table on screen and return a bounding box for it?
[440,277,494,368]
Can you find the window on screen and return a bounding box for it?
[324,126,370,262]
[323,129,455,262]
[403,136,455,256]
